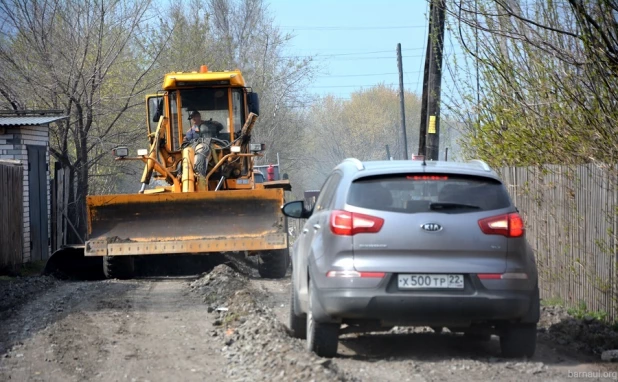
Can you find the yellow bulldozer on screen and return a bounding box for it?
[45,65,291,279]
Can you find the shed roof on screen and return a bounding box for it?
[0,116,67,127]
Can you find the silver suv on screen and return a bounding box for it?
[282,158,539,358]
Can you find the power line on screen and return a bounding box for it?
[309,82,420,89]
[315,71,423,79]
[278,25,427,31]
[316,72,398,78]
[282,50,424,59]
[314,55,425,61]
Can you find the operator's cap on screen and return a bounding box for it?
[188,110,200,120]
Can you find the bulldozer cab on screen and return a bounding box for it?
[147,90,250,153]
[139,67,266,189]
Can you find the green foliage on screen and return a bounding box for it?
[541,297,564,307]
[448,0,618,168]
[567,301,608,322]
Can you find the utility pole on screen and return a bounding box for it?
[418,0,433,157]
[397,43,408,160]
[421,0,446,161]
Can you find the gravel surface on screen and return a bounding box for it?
[0,275,59,317]
[0,278,227,382]
[1,266,618,381]
[190,264,355,381]
[251,274,618,382]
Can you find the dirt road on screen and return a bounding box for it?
[0,278,226,381]
[1,263,618,381]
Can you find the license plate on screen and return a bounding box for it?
[398,274,464,289]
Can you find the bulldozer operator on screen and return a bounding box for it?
[185,110,224,142]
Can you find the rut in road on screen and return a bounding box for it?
[0,278,226,382]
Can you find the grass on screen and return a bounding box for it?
[541,296,616,326]
[567,301,609,322]
[541,296,565,307]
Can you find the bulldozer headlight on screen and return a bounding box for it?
[249,143,265,152]
[231,146,241,153]
[113,147,129,158]
[137,149,148,156]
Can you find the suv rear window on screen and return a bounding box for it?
[347,174,511,213]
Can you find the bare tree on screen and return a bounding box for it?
[0,0,170,237]
[445,0,618,166]
[205,0,317,171]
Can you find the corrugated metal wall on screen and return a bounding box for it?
[0,162,24,271]
[500,164,618,320]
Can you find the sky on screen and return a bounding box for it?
[268,0,441,100]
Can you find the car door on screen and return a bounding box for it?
[295,173,340,309]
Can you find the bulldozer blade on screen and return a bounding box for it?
[44,245,104,280]
[85,188,288,257]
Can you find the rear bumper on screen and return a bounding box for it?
[317,288,533,326]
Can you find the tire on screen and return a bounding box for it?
[258,249,288,279]
[500,323,537,358]
[306,280,339,358]
[103,255,135,279]
[431,326,443,334]
[288,277,307,339]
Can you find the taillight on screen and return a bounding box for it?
[326,270,385,278]
[478,273,528,280]
[330,210,384,236]
[478,213,524,238]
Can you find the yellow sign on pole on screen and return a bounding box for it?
[428,115,436,134]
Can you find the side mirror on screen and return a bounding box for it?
[281,200,311,219]
[247,92,259,116]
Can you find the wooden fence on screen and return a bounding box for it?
[51,163,71,252]
[499,164,618,320]
[0,162,24,271]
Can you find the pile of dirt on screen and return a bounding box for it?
[538,305,618,355]
[189,264,357,381]
[189,264,250,309]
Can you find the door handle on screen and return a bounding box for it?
[313,224,321,230]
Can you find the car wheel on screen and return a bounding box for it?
[288,277,307,339]
[431,326,443,334]
[306,279,339,358]
[500,323,537,358]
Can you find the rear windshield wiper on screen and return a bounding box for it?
[429,202,481,211]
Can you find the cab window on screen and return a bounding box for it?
[169,91,180,150]
[232,89,244,136]
[180,88,230,135]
